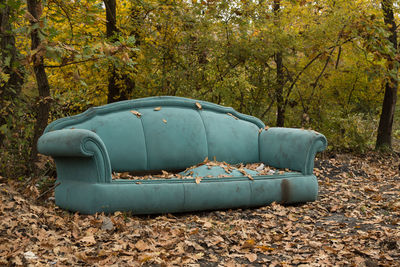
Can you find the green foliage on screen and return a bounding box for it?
[2,0,400,179]
[0,96,35,178]
[321,112,379,153]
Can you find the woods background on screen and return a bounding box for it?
[1,0,399,178]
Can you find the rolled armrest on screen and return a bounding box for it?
[259,127,327,175]
[38,129,112,183]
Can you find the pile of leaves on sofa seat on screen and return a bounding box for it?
[112,158,289,181]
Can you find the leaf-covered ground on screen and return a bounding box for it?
[1,152,399,266]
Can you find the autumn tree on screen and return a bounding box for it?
[104,0,135,103]
[273,0,285,127]
[26,0,51,168]
[0,0,24,146]
[376,0,398,150]
[104,0,120,103]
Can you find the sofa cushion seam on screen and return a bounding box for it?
[138,114,149,171]
[198,110,210,160]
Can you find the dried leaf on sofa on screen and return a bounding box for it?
[154,107,161,111]
[223,166,231,174]
[256,164,265,171]
[196,102,202,109]
[130,110,142,118]
[160,170,172,178]
[227,113,238,120]
[246,174,254,180]
[237,168,247,175]
[162,119,167,123]
[195,177,202,184]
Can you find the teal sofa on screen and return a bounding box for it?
[38,96,327,214]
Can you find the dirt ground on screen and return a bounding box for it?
[1,152,399,266]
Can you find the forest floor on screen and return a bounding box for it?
[1,152,400,266]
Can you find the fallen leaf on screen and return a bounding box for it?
[24,251,38,260]
[130,110,142,118]
[135,240,149,251]
[308,241,322,248]
[245,253,257,262]
[256,245,275,251]
[80,235,96,245]
[203,221,212,228]
[101,216,114,231]
[13,256,23,265]
[225,260,236,267]
[242,239,255,249]
[154,107,161,111]
[195,177,202,184]
[139,254,152,262]
[196,102,202,109]
[185,240,205,251]
[288,213,297,221]
[162,119,167,123]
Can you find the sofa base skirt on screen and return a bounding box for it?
[54,174,318,215]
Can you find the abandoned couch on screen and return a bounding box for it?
[38,96,327,214]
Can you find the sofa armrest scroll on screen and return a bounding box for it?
[259,127,327,175]
[38,129,112,183]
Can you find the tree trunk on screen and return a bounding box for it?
[376,0,398,150]
[27,0,51,166]
[0,1,24,146]
[273,0,285,127]
[104,0,118,103]
[104,0,134,103]
[275,51,285,127]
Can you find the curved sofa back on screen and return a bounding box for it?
[44,96,265,172]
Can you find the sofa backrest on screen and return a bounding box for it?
[44,96,265,172]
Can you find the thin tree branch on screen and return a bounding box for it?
[50,0,74,44]
[335,46,342,69]
[283,37,354,108]
[44,56,104,68]
[308,47,335,101]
